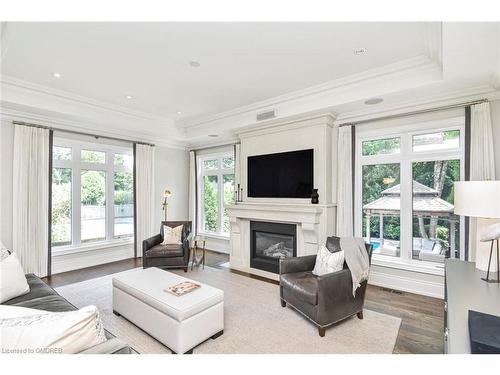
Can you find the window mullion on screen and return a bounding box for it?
[218,171,223,234]
[399,134,412,261]
[73,145,82,246]
[107,157,114,241]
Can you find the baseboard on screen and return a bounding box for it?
[52,243,134,274]
[368,269,444,299]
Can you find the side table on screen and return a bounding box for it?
[191,235,207,270]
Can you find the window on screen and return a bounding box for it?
[412,130,460,152]
[81,170,106,243]
[198,153,235,236]
[51,168,72,246]
[362,137,401,156]
[362,163,401,258]
[51,139,134,249]
[356,121,465,268]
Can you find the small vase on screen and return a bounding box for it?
[311,189,319,204]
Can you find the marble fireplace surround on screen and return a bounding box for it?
[226,202,336,280]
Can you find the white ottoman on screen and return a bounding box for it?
[112,267,224,354]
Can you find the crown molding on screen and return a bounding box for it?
[334,84,500,125]
[179,55,440,131]
[1,75,172,123]
[236,112,336,139]
[0,102,187,150]
[422,22,443,68]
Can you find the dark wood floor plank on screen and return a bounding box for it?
[44,249,444,354]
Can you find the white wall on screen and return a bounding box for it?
[0,120,14,249]
[0,119,190,272]
[153,146,190,226]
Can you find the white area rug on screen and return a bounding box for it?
[56,266,401,354]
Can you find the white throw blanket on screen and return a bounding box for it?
[340,237,370,296]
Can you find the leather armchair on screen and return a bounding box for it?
[279,237,372,337]
[142,221,192,272]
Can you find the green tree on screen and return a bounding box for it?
[223,174,235,232]
[81,171,105,205]
[204,176,218,231]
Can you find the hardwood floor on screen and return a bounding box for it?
[44,250,444,354]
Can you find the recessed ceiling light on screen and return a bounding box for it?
[208,134,218,138]
[52,72,61,78]
[364,98,384,105]
[176,111,182,115]
[126,95,133,100]
[189,60,201,68]
[354,48,367,55]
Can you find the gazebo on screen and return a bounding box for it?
[363,181,459,254]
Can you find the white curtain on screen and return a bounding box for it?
[336,126,354,237]
[13,125,50,277]
[470,102,496,181]
[135,144,155,256]
[469,102,496,263]
[188,150,197,235]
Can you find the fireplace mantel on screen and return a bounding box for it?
[226,202,336,280]
[226,202,330,219]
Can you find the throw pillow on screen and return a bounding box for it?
[312,245,345,276]
[0,240,10,261]
[0,305,49,319]
[161,224,183,245]
[0,253,30,303]
[0,305,107,354]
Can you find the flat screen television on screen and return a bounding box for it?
[247,149,314,198]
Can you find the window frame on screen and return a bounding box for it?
[51,138,134,253]
[197,152,235,238]
[354,117,465,274]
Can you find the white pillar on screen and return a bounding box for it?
[365,213,371,242]
[379,214,384,247]
[449,219,456,259]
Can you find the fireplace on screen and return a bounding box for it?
[250,221,297,274]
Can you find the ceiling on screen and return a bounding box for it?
[2,22,429,118]
[1,22,499,147]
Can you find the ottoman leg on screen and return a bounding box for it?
[211,330,224,340]
[318,327,326,337]
[280,299,286,307]
[171,349,193,354]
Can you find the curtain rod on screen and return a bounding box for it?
[189,141,241,152]
[337,99,489,127]
[12,121,155,147]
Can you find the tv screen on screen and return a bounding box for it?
[247,149,314,198]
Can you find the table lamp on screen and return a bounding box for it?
[162,189,172,221]
[454,181,500,282]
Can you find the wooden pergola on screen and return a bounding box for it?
[363,181,459,252]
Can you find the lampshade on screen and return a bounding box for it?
[454,181,500,218]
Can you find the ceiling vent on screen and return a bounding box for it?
[256,109,276,121]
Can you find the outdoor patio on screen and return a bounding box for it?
[363,181,459,263]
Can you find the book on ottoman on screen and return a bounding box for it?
[165,281,201,296]
[468,310,500,354]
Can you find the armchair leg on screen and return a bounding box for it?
[318,327,326,337]
[280,299,286,307]
[357,311,364,320]
[183,267,188,273]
